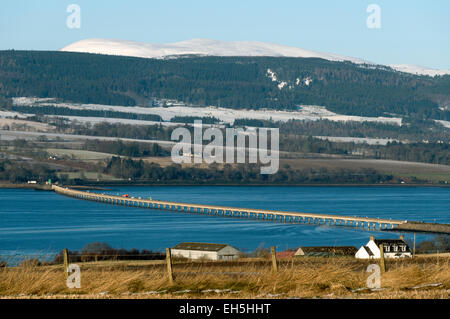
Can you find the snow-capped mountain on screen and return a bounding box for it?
[388,64,450,77]
[61,38,368,63]
[61,38,450,77]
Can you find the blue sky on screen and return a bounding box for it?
[0,0,449,69]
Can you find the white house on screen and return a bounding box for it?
[355,235,412,259]
[171,242,241,261]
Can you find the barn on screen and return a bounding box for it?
[171,242,241,261]
[355,235,412,259]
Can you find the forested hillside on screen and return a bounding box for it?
[0,50,449,120]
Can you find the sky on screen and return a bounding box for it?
[0,0,449,69]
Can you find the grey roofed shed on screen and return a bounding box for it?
[172,242,230,252]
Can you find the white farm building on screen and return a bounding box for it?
[355,236,412,259]
[171,242,241,261]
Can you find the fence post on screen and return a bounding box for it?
[166,248,174,283]
[63,248,69,277]
[271,246,278,272]
[379,244,386,273]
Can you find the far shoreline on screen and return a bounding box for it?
[1,182,450,190]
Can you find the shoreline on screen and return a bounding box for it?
[1,182,450,190]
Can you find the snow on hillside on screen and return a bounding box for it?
[389,64,450,77]
[60,38,450,77]
[436,120,450,129]
[314,136,400,146]
[12,97,403,126]
[0,110,29,119]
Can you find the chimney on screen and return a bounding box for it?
[370,235,375,241]
[399,235,404,241]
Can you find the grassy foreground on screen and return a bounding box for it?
[0,256,449,299]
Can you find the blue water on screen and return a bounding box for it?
[0,186,449,263]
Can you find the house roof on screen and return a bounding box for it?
[172,242,229,252]
[375,239,410,249]
[372,239,411,253]
[298,246,358,255]
[374,239,407,246]
[276,250,297,258]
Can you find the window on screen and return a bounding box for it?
[393,245,398,252]
[384,245,390,252]
[400,245,406,252]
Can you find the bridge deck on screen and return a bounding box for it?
[52,185,406,230]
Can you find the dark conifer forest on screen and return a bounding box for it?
[1,50,449,120]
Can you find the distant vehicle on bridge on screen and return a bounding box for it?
[122,194,130,198]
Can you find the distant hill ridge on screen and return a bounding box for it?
[61,38,450,77]
[0,50,449,121]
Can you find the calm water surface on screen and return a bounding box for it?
[0,186,449,262]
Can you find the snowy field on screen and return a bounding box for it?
[436,120,450,129]
[314,136,401,146]
[52,116,180,127]
[12,97,403,126]
[0,110,30,119]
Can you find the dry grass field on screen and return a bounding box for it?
[1,256,448,299]
[0,118,54,132]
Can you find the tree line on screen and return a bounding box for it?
[0,159,57,183]
[70,122,450,165]
[235,118,449,144]
[82,140,169,157]
[102,157,408,185]
[53,242,165,263]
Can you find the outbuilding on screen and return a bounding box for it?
[171,242,241,261]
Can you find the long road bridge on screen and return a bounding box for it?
[52,185,407,231]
